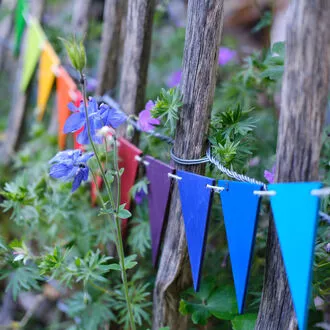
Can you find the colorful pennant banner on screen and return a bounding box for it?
[118,138,142,237]
[14,0,27,56]
[177,170,214,291]
[269,182,322,330]
[56,66,78,150]
[145,156,174,266]
[218,180,262,314]
[37,41,60,121]
[15,14,328,328]
[21,18,46,92]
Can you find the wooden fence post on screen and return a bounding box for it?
[152,1,224,329]
[96,0,127,96]
[1,0,46,165]
[71,0,92,38]
[0,0,17,70]
[256,1,330,329]
[118,0,155,140]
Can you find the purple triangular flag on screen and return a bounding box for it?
[145,156,174,266]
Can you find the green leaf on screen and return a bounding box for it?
[208,286,238,320]
[118,208,132,219]
[124,254,138,270]
[180,282,238,325]
[231,314,257,330]
[108,263,121,271]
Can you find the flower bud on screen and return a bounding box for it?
[60,37,86,73]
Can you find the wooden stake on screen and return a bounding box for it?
[152,1,224,329]
[118,0,155,140]
[96,0,127,96]
[256,1,330,329]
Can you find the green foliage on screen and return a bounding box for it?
[231,314,257,330]
[252,11,272,33]
[261,42,285,81]
[210,105,256,169]
[152,88,183,133]
[0,265,41,300]
[180,280,238,325]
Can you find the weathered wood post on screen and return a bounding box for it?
[71,0,92,38]
[0,0,17,70]
[256,1,330,329]
[96,0,127,96]
[1,0,46,165]
[153,1,224,329]
[118,0,155,140]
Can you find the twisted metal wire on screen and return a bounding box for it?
[206,148,267,189]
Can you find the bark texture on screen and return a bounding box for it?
[256,1,330,329]
[0,0,16,70]
[71,0,92,37]
[1,0,45,165]
[96,0,127,96]
[119,0,155,118]
[152,1,224,329]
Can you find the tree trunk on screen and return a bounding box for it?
[96,0,127,96]
[1,0,46,165]
[152,1,224,329]
[71,0,92,37]
[256,1,330,329]
[118,0,155,140]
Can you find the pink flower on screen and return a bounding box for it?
[138,101,160,132]
[218,47,237,66]
[166,70,182,88]
[264,165,276,183]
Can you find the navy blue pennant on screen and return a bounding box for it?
[177,170,214,291]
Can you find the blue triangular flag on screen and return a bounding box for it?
[177,170,214,291]
[269,182,322,330]
[218,180,262,314]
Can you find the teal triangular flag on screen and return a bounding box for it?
[269,182,322,330]
[218,180,262,314]
[177,170,214,291]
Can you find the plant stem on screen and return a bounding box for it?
[80,74,136,330]
[113,134,136,330]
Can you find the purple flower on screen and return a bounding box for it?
[166,70,182,88]
[86,77,98,93]
[264,165,276,184]
[135,189,146,205]
[49,150,94,192]
[138,101,160,132]
[218,47,237,66]
[64,97,126,145]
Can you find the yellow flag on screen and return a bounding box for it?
[20,18,46,92]
[37,42,60,121]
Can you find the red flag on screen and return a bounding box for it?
[56,67,78,150]
[118,138,142,237]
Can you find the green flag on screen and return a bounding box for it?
[14,0,27,56]
[20,18,46,92]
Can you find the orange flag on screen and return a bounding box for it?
[56,67,78,150]
[37,41,60,121]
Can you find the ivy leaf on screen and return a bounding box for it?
[231,314,257,330]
